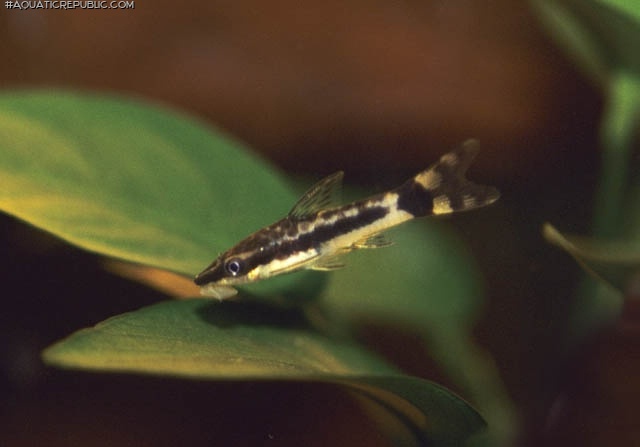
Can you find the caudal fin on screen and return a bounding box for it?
[396,140,500,217]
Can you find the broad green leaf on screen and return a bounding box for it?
[1,90,489,443]
[344,376,487,447]
[43,299,485,445]
[0,91,296,278]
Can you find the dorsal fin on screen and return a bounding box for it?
[288,171,343,220]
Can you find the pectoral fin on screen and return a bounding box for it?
[353,232,393,249]
[309,254,347,271]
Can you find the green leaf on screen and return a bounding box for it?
[544,222,640,294]
[321,221,483,331]
[534,0,640,345]
[532,0,640,86]
[320,222,517,445]
[543,222,633,342]
[1,90,489,442]
[0,90,296,277]
[43,299,485,445]
[533,0,640,236]
[593,73,640,236]
[596,0,640,26]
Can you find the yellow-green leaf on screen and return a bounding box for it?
[43,299,485,445]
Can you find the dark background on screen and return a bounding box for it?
[1,2,635,446]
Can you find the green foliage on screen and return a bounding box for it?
[0,90,297,276]
[533,0,640,336]
[0,91,490,445]
[544,223,640,294]
[533,0,640,86]
[322,223,482,331]
[43,299,484,446]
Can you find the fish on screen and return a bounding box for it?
[194,140,499,299]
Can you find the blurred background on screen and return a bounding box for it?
[1,1,635,446]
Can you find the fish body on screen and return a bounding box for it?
[194,140,499,299]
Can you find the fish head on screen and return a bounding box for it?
[194,250,264,299]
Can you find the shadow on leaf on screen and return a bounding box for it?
[196,300,315,330]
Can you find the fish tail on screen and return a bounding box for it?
[396,140,500,217]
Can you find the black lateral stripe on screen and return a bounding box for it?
[307,205,388,247]
[396,179,434,217]
[248,205,389,267]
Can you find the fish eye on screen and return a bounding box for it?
[224,258,243,276]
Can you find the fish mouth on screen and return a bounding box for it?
[194,270,213,286]
[194,259,222,286]
[194,267,251,288]
[194,259,240,300]
[199,284,238,300]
